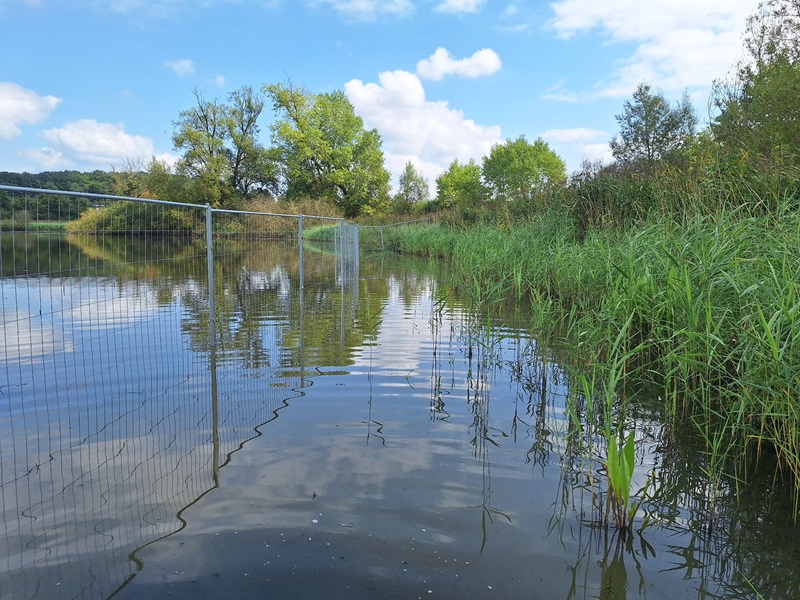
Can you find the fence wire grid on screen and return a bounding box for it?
[0,186,360,599]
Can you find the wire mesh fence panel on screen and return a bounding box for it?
[0,186,360,599]
[1,190,213,599]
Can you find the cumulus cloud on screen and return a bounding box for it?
[546,0,758,98]
[19,147,69,170]
[307,0,414,21]
[40,119,160,168]
[416,47,501,81]
[0,82,61,140]
[345,69,501,185]
[434,0,485,13]
[165,58,195,77]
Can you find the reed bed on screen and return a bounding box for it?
[387,207,800,514]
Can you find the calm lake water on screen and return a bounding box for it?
[1,233,798,600]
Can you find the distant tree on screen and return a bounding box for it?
[264,81,390,218]
[610,83,697,169]
[435,159,487,207]
[172,89,231,206]
[224,86,277,197]
[712,0,800,161]
[482,136,566,201]
[172,86,276,206]
[394,162,429,211]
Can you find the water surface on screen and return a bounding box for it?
[1,233,797,599]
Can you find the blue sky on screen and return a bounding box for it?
[0,0,760,188]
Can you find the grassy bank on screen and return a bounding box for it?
[374,207,800,509]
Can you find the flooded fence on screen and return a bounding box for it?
[0,185,359,599]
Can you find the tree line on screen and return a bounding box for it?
[119,80,567,220]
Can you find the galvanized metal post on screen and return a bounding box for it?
[205,204,220,486]
[298,215,305,388]
[339,219,346,349]
[206,204,216,348]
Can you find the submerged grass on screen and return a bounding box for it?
[388,207,800,517]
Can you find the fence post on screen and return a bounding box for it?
[206,204,216,344]
[205,203,220,486]
[298,214,305,388]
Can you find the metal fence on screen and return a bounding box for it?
[0,185,360,599]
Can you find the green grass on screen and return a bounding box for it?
[1,221,68,232]
[384,206,800,515]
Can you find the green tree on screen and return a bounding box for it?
[482,136,566,201]
[435,159,487,207]
[712,0,800,161]
[610,83,697,169]
[172,89,231,206]
[393,161,429,212]
[224,86,278,198]
[264,81,390,218]
[172,87,276,206]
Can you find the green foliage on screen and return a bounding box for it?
[0,170,114,221]
[384,203,800,503]
[482,135,566,203]
[606,432,636,528]
[172,86,277,207]
[610,83,697,170]
[264,81,390,219]
[434,158,487,208]
[392,161,429,213]
[67,201,202,234]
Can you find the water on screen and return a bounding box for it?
[1,233,797,600]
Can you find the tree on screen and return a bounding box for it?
[482,136,566,201]
[172,87,276,206]
[264,81,390,218]
[172,89,231,206]
[224,86,278,197]
[610,83,697,169]
[394,161,429,211]
[712,0,800,160]
[435,159,487,207]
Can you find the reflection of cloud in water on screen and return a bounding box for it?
[1,278,165,364]
[243,266,291,296]
[63,278,160,329]
[1,307,72,362]
[351,278,436,375]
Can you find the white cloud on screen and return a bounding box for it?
[580,142,613,164]
[19,147,69,170]
[434,0,485,13]
[165,58,195,77]
[307,0,414,21]
[40,119,160,168]
[546,0,759,98]
[501,4,518,18]
[0,82,61,140]
[211,74,226,88]
[345,69,501,185]
[416,47,501,81]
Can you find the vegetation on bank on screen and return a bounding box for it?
[362,0,800,521]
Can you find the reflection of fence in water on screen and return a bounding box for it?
[0,186,359,599]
